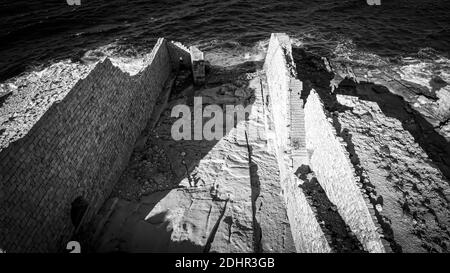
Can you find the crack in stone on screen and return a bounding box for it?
[203,198,229,253]
[245,130,263,253]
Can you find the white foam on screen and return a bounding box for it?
[398,56,450,92]
[81,42,148,75]
[200,38,269,67]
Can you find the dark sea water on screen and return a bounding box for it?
[0,0,449,81]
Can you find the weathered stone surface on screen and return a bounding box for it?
[304,89,385,253]
[190,46,205,85]
[335,93,450,252]
[0,38,175,252]
[2,33,448,253]
[264,33,332,253]
[293,44,450,253]
[91,70,295,253]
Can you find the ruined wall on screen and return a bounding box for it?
[0,38,173,252]
[264,33,292,151]
[282,173,332,253]
[166,41,191,71]
[264,33,386,253]
[304,89,385,253]
[264,33,331,252]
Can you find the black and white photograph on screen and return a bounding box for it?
[0,0,449,264]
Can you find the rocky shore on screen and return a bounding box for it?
[294,47,450,252]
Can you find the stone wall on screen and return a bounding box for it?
[264,33,292,152]
[0,38,174,252]
[264,33,386,253]
[304,89,385,253]
[264,33,331,252]
[166,41,191,71]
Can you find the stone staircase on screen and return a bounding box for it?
[289,78,308,169]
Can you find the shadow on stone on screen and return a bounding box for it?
[296,165,366,253]
[77,61,262,253]
[293,47,450,181]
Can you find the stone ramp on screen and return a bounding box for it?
[289,78,305,149]
[289,78,308,169]
[244,75,296,253]
[264,33,332,252]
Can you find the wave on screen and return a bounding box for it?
[105,33,450,98]
[291,32,450,92]
[193,38,269,67]
[2,30,449,106]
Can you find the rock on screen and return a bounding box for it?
[296,164,311,175]
[375,204,383,213]
[430,76,447,91]
[417,95,429,105]
[154,173,166,185]
[380,145,390,155]
[8,83,17,90]
[234,88,248,98]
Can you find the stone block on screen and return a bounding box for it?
[189,46,205,85]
